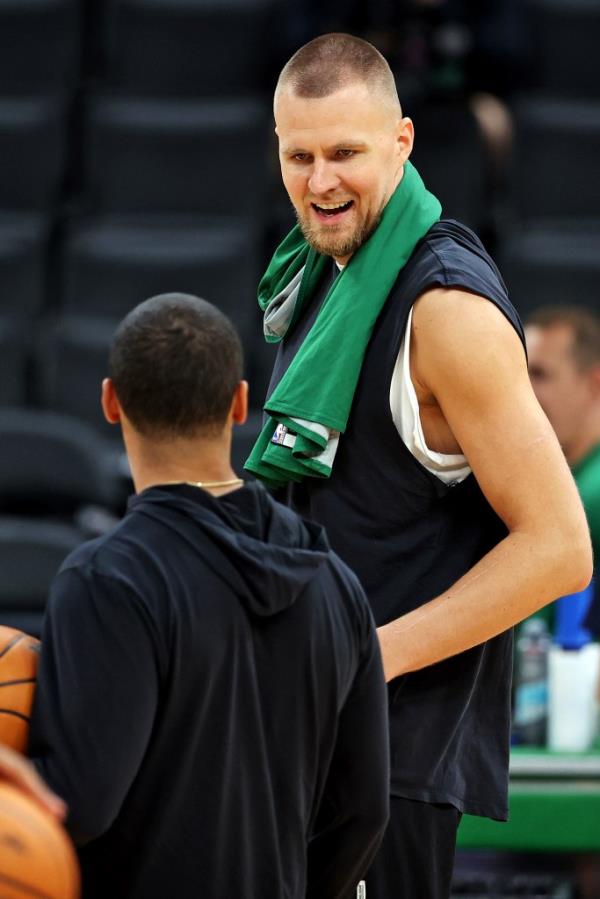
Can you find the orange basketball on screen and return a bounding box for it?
[0,781,80,898]
[0,627,40,754]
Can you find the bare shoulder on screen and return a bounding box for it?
[411,287,526,398]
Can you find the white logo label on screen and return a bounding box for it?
[272,423,289,446]
[357,881,366,899]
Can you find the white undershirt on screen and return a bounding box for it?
[390,308,471,485]
[334,262,470,484]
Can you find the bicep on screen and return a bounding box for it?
[414,290,584,536]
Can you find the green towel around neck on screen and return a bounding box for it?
[244,162,441,488]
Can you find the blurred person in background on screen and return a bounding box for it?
[526,306,600,633]
[246,33,591,899]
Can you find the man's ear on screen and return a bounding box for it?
[396,116,414,164]
[231,380,249,426]
[101,378,121,425]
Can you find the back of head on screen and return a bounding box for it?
[527,305,600,371]
[275,32,400,112]
[109,293,243,439]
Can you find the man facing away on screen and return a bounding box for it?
[28,293,390,899]
[245,33,592,899]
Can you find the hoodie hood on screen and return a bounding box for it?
[128,481,331,617]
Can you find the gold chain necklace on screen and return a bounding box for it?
[164,478,244,490]
[186,478,243,489]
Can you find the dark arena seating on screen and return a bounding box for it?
[83,95,269,215]
[0,408,127,633]
[0,408,120,516]
[34,316,119,438]
[496,0,600,322]
[99,0,274,97]
[0,96,69,210]
[528,0,600,98]
[0,320,26,406]
[59,215,261,330]
[0,0,82,96]
[511,98,600,222]
[499,223,600,318]
[0,517,84,636]
[0,214,50,318]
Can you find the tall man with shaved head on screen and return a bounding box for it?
[246,33,592,898]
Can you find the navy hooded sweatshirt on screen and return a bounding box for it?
[29,481,389,899]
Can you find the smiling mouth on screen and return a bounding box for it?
[311,200,354,218]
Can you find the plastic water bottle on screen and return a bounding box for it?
[513,617,551,747]
[548,582,600,751]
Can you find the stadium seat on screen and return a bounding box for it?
[0,320,26,405]
[0,0,81,96]
[100,0,274,97]
[0,213,50,318]
[528,0,600,98]
[83,95,269,215]
[35,316,117,438]
[409,101,487,231]
[499,221,600,319]
[59,214,261,341]
[0,408,121,516]
[0,96,69,209]
[511,98,600,221]
[0,517,84,636]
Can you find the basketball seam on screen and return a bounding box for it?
[0,869,58,899]
[0,635,24,662]
[0,679,36,688]
[0,709,30,723]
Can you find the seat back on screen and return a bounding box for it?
[101,0,274,97]
[0,96,68,210]
[0,517,84,637]
[84,96,268,216]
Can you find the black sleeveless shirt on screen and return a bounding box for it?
[267,220,525,820]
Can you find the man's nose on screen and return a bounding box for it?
[308,160,340,196]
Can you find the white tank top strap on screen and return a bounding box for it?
[390,308,471,484]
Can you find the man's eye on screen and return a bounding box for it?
[292,153,310,162]
[336,149,355,159]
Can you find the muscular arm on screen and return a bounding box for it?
[378,289,593,681]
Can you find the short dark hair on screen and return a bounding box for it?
[109,293,243,439]
[526,305,600,371]
[276,32,400,108]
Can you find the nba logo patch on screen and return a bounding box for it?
[357,882,366,899]
[272,423,288,446]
